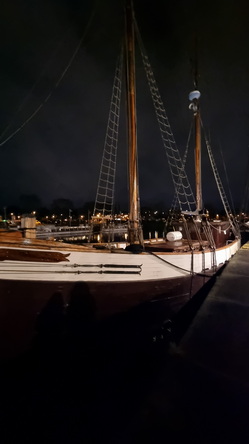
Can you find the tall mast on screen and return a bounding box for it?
[189,47,202,215]
[194,94,202,213]
[125,0,143,245]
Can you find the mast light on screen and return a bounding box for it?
[189,90,201,101]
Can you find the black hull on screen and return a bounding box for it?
[0,272,214,360]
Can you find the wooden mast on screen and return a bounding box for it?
[189,46,202,216]
[125,0,143,245]
[195,98,202,214]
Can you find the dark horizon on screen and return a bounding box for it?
[1,195,244,221]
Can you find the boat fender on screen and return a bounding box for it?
[125,244,144,254]
[166,231,183,242]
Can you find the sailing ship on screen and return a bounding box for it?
[0,1,240,358]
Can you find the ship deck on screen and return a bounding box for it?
[144,239,210,252]
[0,231,210,254]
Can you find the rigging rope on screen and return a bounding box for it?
[201,119,240,237]
[166,122,194,229]
[135,20,196,213]
[93,48,123,218]
[239,148,249,215]
[0,4,97,147]
[219,144,236,216]
[148,249,216,277]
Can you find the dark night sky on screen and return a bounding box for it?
[1,0,249,213]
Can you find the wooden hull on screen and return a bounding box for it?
[0,237,240,359]
[0,271,222,360]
